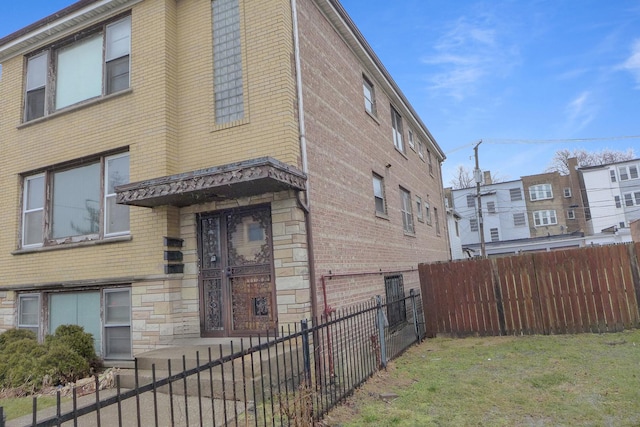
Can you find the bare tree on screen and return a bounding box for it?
[545,148,636,175]
[449,165,506,189]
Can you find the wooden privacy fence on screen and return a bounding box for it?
[419,243,640,337]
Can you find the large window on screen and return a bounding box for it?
[372,173,387,215]
[533,210,557,226]
[24,16,131,121]
[391,106,404,152]
[618,165,639,181]
[213,0,244,124]
[362,76,376,115]
[400,187,414,234]
[22,153,129,248]
[623,191,640,207]
[529,184,553,201]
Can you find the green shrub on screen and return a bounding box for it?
[39,342,90,385]
[0,328,37,351]
[0,338,47,391]
[45,324,101,370]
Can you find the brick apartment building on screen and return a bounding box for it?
[0,0,448,360]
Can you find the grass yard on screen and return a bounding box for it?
[0,396,59,422]
[325,329,640,426]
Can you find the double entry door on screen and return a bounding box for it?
[197,205,277,337]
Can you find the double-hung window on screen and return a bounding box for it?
[24,16,131,121]
[470,218,478,232]
[490,228,499,242]
[18,294,40,337]
[513,212,526,227]
[467,194,476,208]
[416,197,423,222]
[362,76,376,116]
[425,202,432,225]
[372,173,387,215]
[623,192,640,207]
[563,187,572,198]
[427,149,433,174]
[408,129,415,150]
[22,152,130,248]
[400,187,414,233]
[391,106,404,152]
[619,165,639,181]
[529,184,553,201]
[533,210,557,226]
[509,188,523,201]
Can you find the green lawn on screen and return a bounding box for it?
[325,329,640,426]
[0,395,59,422]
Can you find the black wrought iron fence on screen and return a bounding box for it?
[1,290,424,427]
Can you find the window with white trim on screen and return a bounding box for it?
[434,208,441,235]
[618,165,639,181]
[490,228,499,242]
[533,210,557,226]
[372,173,387,215]
[24,16,131,121]
[416,196,423,221]
[563,187,572,198]
[427,149,434,175]
[487,201,496,214]
[425,201,432,225]
[509,188,523,201]
[529,184,553,201]
[417,139,424,159]
[623,191,640,207]
[362,76,376,116]
[400,187,414,233]
[615,195,622,208]
[18,294,40,337]
[513,212,526,227]
[21,152,130,248]
[470,218,478,232]
[391,106,404,152]
[408,129,415,150]
[567,210,576,220]
[610,170,617,182]
[104,288,132,360]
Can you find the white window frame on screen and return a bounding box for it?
[427,149,433,175]
[363,76,376,116]
[391,106,404,152]
[529,184,553,201]
[417,139,425,159]
[372,173,387,216]
[408,129,415,150]
[23,16,131,122]
[533,210,558,226]
[104,153,131,237]
[434,207,441,235]
[425,201,432,225]
[567,210,576,220]
[103,288,132,360]
[22,173,45,248]
[615,195,622,208]
[513,212,526,227]
[467,194,476,208]
[610,170,617,182]
[487,201,496,214]
[18,294,41,338]
[623,191,640,207]
[563,187,572,198]
[470,218,478,232]
[400,187,414,234]
[416,196,423,222]
[619,165,639,181]
[21,152,130,248]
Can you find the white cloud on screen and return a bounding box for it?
[564,91,597,133]
[620,39,640,89]
[422,15,520,101]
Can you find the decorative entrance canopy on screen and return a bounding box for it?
[116,157,306,208]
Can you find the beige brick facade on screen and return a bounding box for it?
[0,0,448,358]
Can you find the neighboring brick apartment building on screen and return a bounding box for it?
[0,0,448,360]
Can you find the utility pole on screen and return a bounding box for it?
[474,140,486,257]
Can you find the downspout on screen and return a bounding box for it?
[291,0,319,320]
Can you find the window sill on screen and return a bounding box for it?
[375,212,389,220]
[17,89,133,129]
[394,148,409,160]
[403,231,416,238]
[12,235,132,255]
[365,110,380,124]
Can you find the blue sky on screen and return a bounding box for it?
[2,1,640,185]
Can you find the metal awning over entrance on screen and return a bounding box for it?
[116,157,306,208]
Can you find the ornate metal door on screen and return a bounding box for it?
[198,206,276,336]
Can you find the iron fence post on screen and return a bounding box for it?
[0,405,4,427]
[301,319,312,384]
[410,289,420,342]
[376,295,387,368]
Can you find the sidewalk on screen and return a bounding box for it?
[7,389,247,427]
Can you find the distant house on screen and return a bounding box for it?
[0,0,449,360]
[580,159,640,234]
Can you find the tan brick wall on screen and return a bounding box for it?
[297,0,449,311]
